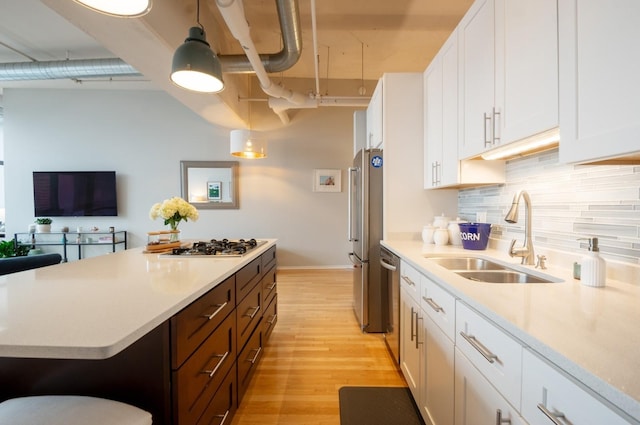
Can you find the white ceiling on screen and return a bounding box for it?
[0,0,473,128]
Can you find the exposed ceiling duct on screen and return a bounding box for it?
[0,58,140,81]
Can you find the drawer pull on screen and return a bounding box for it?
[423,296,444,313]
[267,314,277,325]
[244,305,261,319]
[460,331,498,363]
[496,409,511,425]
[215,410,230,425]
[202,302,228,320]
[410,307,416,342]
[266,282,277,291]
[247,346,262,364]
[537,403,566,425]
[401,275,416,286]
[201,351,229,378]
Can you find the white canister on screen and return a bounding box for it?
[433,213,451,229]
[447,218,467,246]
[434,228,449,246]
[422,225,436,244]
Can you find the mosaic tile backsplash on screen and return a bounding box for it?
[458,149,640,265]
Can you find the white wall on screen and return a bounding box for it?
[3,88,356,267]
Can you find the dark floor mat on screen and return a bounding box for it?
[339,386,425,425]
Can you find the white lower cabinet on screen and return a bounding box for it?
[522,349,631,425]
[400,284,422,401]
[455,348,528,425]
[421,313,454,425]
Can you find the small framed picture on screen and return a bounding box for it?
[313,169,341,192]
[207,181,222,200]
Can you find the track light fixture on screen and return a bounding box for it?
[170,0,224,93]
[72,0,152,17]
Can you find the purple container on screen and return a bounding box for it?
[458,223,492,250]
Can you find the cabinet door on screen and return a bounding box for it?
[558,0,640,163]
[366,80,384,149]
[458,0,496,159]
[424,54,443,188]
[440,32,460,186]
[496,0,558,145]
[421,314,454,425]
[455,348,527,425]
[400,286,422,401]
[522,349,631,425]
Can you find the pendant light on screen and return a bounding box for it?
[72,0,152,17]
[231,78,267,159]
[170,0,224,93]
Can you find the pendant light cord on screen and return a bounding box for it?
[196,0,203,30]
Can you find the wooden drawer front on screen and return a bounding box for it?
[173,313,236,425]
[263,294,277,341]
[455,301,522,410]
[236,282,262,352]
[196,365,237,425]
[261,245,277,273]
[171,275,235,368]
[521,349,630,425]
[237,327,263,405]
[421,277,456,341]
[261,266,277,308]
[236,256,262,303]
[400,260,421,303]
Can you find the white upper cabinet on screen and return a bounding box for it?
[366,80,383,149]
[558,0,640,164]
[458,0,559,159]
[424,29,505,189]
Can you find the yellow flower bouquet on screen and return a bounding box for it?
[149,197,199,231]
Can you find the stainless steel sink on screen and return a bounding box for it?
[426,257,506,271]
[455,270,556,284]
[425,256,559,284]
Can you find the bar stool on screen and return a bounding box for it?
[0,395,152,425]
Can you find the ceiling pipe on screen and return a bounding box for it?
[218,0,302,74]
[0,58,140,81]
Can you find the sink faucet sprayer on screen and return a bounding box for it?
[504,190,535,265]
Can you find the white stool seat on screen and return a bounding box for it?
[0,395,152,425]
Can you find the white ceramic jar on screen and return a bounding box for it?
[422,225,436,244]
[447,218,467,246]
[433,213,451,229]
[434,228,449,246]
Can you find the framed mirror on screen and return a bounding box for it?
[180,160,239,209]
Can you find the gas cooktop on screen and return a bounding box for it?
[162,238,266,257]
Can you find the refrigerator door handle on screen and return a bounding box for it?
[348,252,362,266]
[347,166,359,242]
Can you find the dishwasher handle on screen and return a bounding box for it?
[380,257,397,271]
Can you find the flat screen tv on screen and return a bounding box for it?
[33,171,118,217]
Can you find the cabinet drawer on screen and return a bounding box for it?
[262,266,277,308]
[171,275,235,368]
[522,349,631,425]
[173,312,236,425]
[236,281,262,352]
[236,256,262,303]
[196,364,237,425]
[420,277,456,341]
[400,260,421,303]
[261,245,277,274]
[237,327,263,404]
[263,294,277,341]
[455,301,522,410]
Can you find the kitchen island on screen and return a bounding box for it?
[384,239,640,424]
[0,239,278,425]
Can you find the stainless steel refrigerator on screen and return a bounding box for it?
[348,148,386,333]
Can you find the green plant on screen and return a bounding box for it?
[0,240,29,258]
[35,218,52,225]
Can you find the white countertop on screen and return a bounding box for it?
[382,239,640,423]
[0,239,276,360]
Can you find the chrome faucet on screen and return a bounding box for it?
[504,190,535,265]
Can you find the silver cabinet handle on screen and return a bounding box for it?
[415,313,423,349]
[410,307,416,342]
[492,107,501,145]
[496,409,511,425]
[267,313,277,325]
[244,305,261,319]
[202,302,228,320]
[423,296,444,313]
[460,331,498,363]
[380,258,397,271]
[201,351,229,378]
[484,112,492,147]
[247,346,262,364]
[266,281,277,291]
[537,403,566,425]
[435,161,441,185]
[401,275,416,286]
[215,410,230,425]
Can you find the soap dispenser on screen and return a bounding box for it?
[579,237,606,287]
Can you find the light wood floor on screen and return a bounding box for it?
[230,268,406,425]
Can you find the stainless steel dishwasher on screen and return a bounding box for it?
[380,247,400,365]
